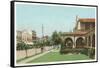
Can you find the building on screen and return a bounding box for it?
[17,30,36,45]
[17,31,22,43]
[75,18,95,48]
[61,16,95,49]
[32,30,37,42]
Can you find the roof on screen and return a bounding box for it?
[78,18,95,23]
[62,31,87,36]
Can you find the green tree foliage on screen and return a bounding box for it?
[17,42,26,50]
[52,31,61,45]
[17,42,33,50]
[17,42,30,58]
[45,40,51,46]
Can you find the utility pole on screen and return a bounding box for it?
[41,24,44,53]
[42,24,44,38]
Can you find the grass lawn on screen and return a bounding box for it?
[28,52,91,63]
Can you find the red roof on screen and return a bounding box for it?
[79,18,95,23]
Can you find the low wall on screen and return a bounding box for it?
[16,46,53,60]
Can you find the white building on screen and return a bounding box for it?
[17,29,33,45]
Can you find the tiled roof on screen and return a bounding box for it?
[79,18,95,23]
[73,31,87,34]
[62,31,87,36]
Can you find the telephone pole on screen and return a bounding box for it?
[41,24,44,53]
[42,24,44,38]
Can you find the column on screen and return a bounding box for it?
[90,35,93,48]
[73,36,76,48]
[86,37,89,48]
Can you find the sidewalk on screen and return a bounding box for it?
[17,49,52,64]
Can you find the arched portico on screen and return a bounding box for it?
[76,37,85,48]
[64,38,73,48]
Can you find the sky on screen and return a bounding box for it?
[16,3,96,37]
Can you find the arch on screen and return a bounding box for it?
[64,38,73,48]
[76,37,85,48]
[92,34,95,47]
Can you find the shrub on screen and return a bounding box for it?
[80,48,88,56]
[17,42,33,50]
[60,44,95,58]
[60,44,83,54]
[17,42,26,50]
[88,48,95,59]
[60,44,67,54]
[80,48,95,59]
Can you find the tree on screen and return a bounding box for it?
[33,41,38,55]
[24,44,29,58]
[17,42,24,50]
[45,39,51,46]
[51,31,62,49]
[17,42,29,58]
[33,40,44,53]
